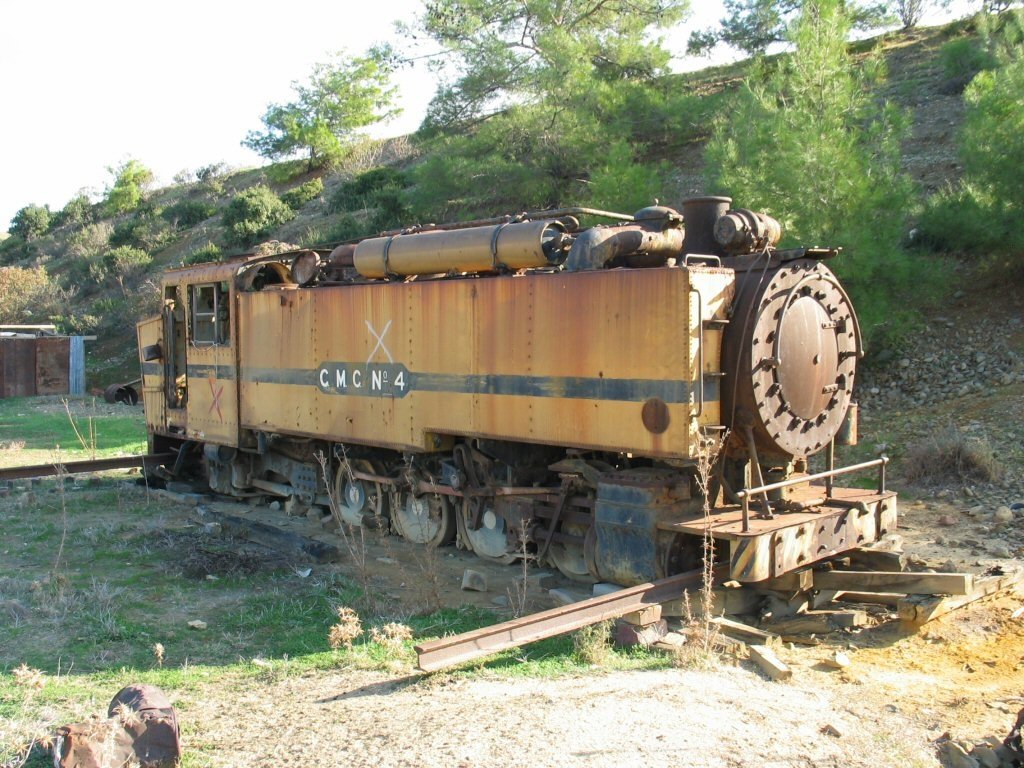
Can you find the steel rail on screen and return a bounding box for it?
[0,453,175,482]
[415,564,728,672]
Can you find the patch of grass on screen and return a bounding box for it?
[0,397,145,467]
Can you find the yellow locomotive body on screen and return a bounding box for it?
[138,198,896,585]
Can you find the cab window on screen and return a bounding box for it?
[190,283,229,345]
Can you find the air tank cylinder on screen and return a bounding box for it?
[353,220,567,278]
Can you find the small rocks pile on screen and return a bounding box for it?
[858,313,1023,411]
[932,501,1024,561]
[940,730,1022,768]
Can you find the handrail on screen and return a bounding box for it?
[689,286,705,418]
[736,456,888,532]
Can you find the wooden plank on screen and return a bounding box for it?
[756,570,813,593]
[847,548,907,572]
[835,591,904,607]
[764,610,867,635]
[898,570,1024,627]
[813,570,972,596]
[674,627,747,654]
[749,644,791,681]
[194,507,342,564]
[661,585,761,618]
[710,616,777,641]
[621,605,662,626]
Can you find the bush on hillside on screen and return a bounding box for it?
[329,167,408,213]
[0,236,37,266]
[182,243,223,265]
[280,178,324,210]
[52,194,95,228]
[109,210,176,252]
[66,222,113,260]
[0,266,69,324]
[89,246,152,290]
[9,204,51,241]
[221,186,294,247]
[162,199,218,228]
[939,37,996,88]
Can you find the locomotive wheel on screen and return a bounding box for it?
[548,521,597,583]
[392,492,455,547]
[334,459,384,528]
[458,499,517,564]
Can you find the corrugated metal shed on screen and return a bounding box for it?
[0,326,88,398]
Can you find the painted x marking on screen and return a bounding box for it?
[207,376,224,422]
[365,319,394,364]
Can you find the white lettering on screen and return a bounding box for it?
[352,369,362,388]
[394,371,405,391]
[372,369,383,390]
[335,369,347,389]
[319,368,329,388]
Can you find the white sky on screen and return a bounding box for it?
[0,0,972,229]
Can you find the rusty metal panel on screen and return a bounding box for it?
[237,267,714,459]
[35,337,70,395]
[137,318,166,435]
[1,338,37,397]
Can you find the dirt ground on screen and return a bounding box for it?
[151,478,1024,768]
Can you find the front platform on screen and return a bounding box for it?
[658,485,898,582]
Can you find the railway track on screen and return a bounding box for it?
[0,452,175,482]
[415,564,730,671]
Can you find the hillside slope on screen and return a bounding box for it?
[0,20,988,388]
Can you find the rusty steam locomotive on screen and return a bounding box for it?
[136,195,896,586]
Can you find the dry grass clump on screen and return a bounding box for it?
[328,606,363,650]
[369,622,413,650]
[904,425,1004,485]
[572,621,613,666]
[11,664,45,690]
[152,642,166,667]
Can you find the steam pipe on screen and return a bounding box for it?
[564,224,684,272]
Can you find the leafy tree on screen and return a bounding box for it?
[104,159,154,216]
[410,0,689,132]
[961,16,1024,206]
[9,204,51,240]
[221,186,295,247]
[687,0,891,57]
[705,0,920,330]
[243,48,399,171]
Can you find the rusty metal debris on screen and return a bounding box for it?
[53,684,180,768]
